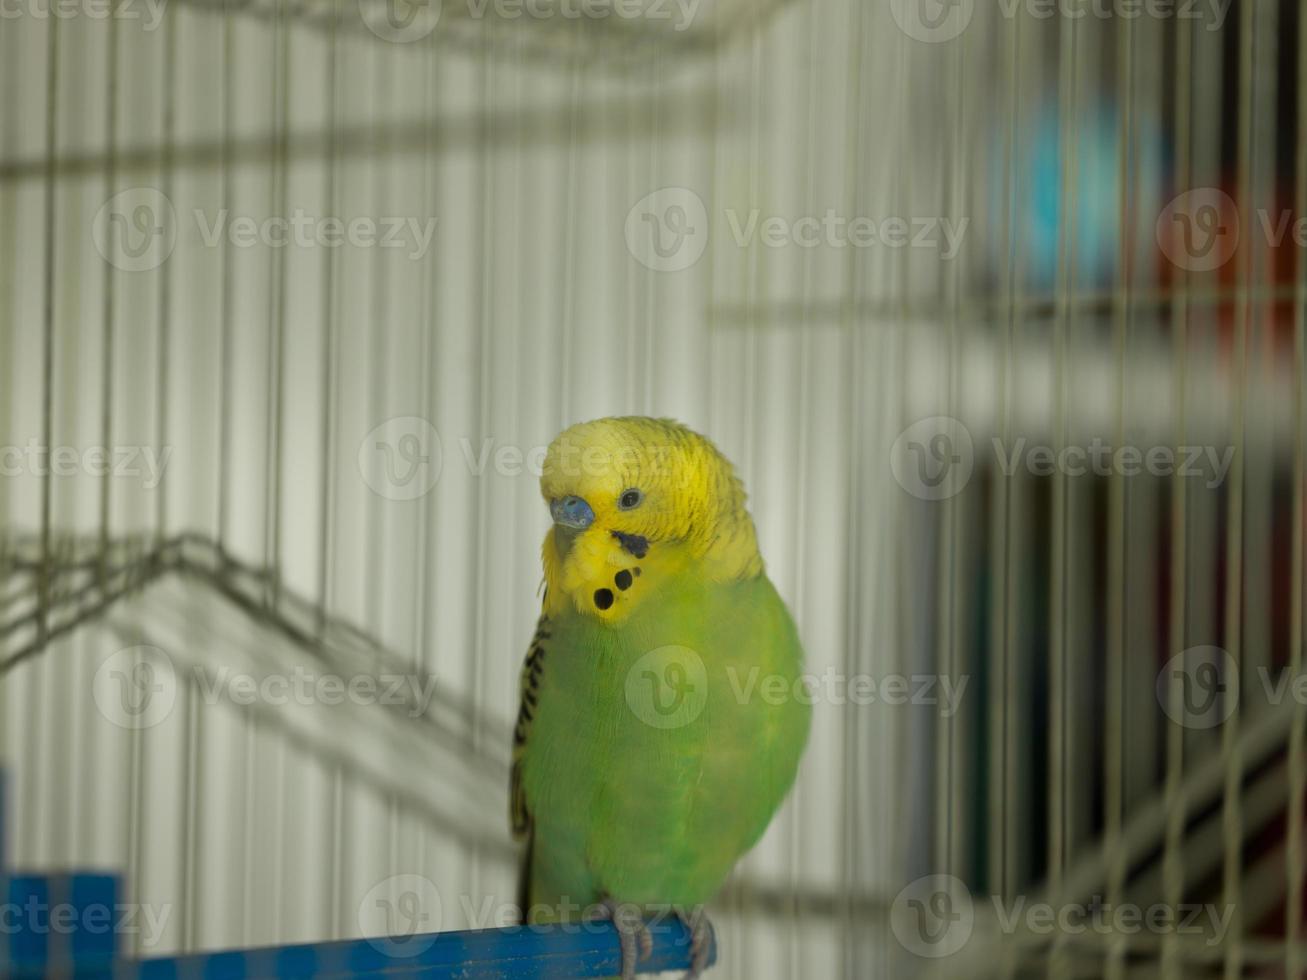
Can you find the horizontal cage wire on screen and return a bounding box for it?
[1,0,1305,978]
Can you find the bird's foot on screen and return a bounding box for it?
[586,897,653,980]
[675,905,714,980]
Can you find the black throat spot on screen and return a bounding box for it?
[611,531,649,559]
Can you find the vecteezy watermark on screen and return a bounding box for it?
[93,646,179,730]
[1158,191,1307,272]
[0,898,172,950]
[358,875,443,958]
[454,894,703,941]
[722,210,968,258]
[93,646,441,730]
[0,0,166,28]
[891,874,975,958]
[0,440,172,490]
[359,0,699,42]
[891,874,1234,959]
[1156,646,1239,730]
[193,210,437,260]
[890,417,975,502]
[191,666,439,718]
[359,0,441,41]
[625,645,709,729]
[1156,188,1240,273]
[624,188,711,273]
[357,423,725,499]
[358,417,444,501]
[623,188,968,272]
[1254,666,1307,708]
[93,188,178,273]
[93,188,438,273]
[992,438,1234,489]
[623,658,969,729]
[726,667,969,717]
[463,0,698,29]
[889,0,1229,45]
[891,417,1236,501]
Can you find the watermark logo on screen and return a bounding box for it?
[192,666,438,717]
[0,0,167,28]
[725,667,968,716]
[892,420,1236,501]
[890,0,1231,41]
[358,417,443,501]
[92,645,178,730]
[0,440,172,489]
[0,897,172,950]
[891,416,975,501]
[892,874,1235,959]
[1156,646,1238,730]
[888,0,974,43]
[1156,188,1239,273]
[358,874,443,957]
[359,0,440,40]
[625,645,708,729]
[891,874,974,958]
[624,187,710,273]
[723,210,968,257]
[93,188,177,273]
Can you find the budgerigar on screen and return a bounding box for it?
[510,417,811,979]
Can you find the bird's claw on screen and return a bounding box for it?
[676,906,713,980]
[587,898,653,980]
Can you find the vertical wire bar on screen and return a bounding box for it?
[1048,4,1080,917]
[555,52,581,430]
[1286,2,1307,972]
[266,0,291,939]
[414,0,440,735]
[156,0,175,551]
[467,19,496,903]
[1222,4,1256,977]
[28,0,62,861]
[217,0,236,556]
[1165,11,1197,980]
[733,27,764,980]
[98,2,120,588]
[837,0,867,973]
[1104,8,1136,956]
[890,0,916,952]
[1161,12,1194,980]
[934,0,967,933]
[154,1,197,953]
[698,18,735,976]
[991,18,1025,968]
[264,0,290,612]
[360,52,389,924]
[364,37,389,647]
[787,2,819,972]
[88,0,122,875]
[889,1,909,957]
[411,21,442,915]
[37,0,59,655]
[26,0,61,865]
[318,0,343,939]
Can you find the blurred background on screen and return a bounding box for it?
[1,0,1305,976]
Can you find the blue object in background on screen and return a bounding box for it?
[989,101,1170,291]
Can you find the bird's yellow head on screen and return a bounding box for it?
[539,416,762,623]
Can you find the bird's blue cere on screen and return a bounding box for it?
[551,495,595,530]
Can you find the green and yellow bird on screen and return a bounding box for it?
[510,417,811,979]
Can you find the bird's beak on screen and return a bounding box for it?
[550,495,594,559]
[550,495,595,530]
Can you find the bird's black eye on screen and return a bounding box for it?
[618,488,643,510]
